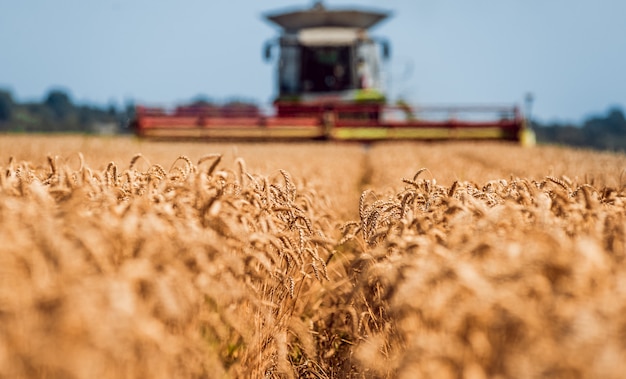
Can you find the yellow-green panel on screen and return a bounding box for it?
[330,127,390,139]
[353,89,386,102]
[331,127,513,140]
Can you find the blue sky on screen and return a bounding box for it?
[1,0,625,123]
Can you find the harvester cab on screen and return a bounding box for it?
[264,1,390,112]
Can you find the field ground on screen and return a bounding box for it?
[1,134,626,378]
[2,135,625,216]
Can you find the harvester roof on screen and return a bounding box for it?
[264,1,390,32]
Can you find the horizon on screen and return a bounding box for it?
[1,0,625,124]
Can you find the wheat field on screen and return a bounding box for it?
[0,135,625,378]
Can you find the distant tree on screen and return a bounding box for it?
[77,106,95,129]
[124,100,136,118]
[44,89,73,121]
[584,107,626,135]
[0,89,15,121]
[581,107,626,150]
[190,94,213,105]
[107,104,117,116]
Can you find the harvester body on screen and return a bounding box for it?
[133,2,527,142]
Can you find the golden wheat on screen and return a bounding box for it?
[1,135,626,378]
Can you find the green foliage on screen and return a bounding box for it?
[44,90,73,121]
[534,107,626,151]
[0,88,122,133]
[0,90,14,122]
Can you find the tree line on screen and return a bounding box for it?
[1,88,625,151]
[533,107,626,151]
[0,88,130,134]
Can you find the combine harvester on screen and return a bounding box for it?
[133,1,534,144]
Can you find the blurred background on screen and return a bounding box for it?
[0,0,625,149]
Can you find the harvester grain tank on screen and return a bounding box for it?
[133,1,530,143]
